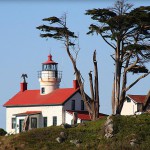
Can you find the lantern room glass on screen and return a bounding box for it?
[42,64,58,71]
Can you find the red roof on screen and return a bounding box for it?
[42,54,58,65]
[128,95,146,103]
[4,88,79,107]
[67,110,107,120]
[14,111,42,116]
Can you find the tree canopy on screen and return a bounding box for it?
[86,0,150,114]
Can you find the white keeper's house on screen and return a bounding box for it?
[121,92,150,115]
[4,54,106,134]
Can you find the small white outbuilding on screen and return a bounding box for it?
[121,94,147,115]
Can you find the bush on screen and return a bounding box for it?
[0,128,7,136]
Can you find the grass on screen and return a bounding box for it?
[1,114,150,150]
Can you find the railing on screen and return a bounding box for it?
[38,71,62,79]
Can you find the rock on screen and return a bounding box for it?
[56,132,67,143]
[76,143,81,148]
[56,137,64,143]
[85,144,90,149]
[78,123,86,127]
[104,118,113,126]
[61,123,71,129]
[107,115,111,120]
[104,115,114,139]
[60,132,67,139]
[130,139,139,147]
[105,123,113,134]
[70,139,81,145]
[20,144,25,148]
[104,133,113,138]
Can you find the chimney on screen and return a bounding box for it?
[20,82,27,92]
[73,80,79,89]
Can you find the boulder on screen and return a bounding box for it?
[105,123,113,134]
[130,139,140,147]
[61,123,71,129]
[104,133,113,138]
[70,139,81,147]
[60,132,67,139]
[56,137,64,143]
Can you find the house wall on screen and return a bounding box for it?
[63,92,87,123]
[121,99,137,115]
[64,92,87,111]
[65,111,81,124]
[6,105,63,134]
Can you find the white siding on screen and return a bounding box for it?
[65,111,73,124]
[6,105,63,133]
[121,99,137,115]
[65,111,81,124]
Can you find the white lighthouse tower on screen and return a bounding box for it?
[38,54,62,95]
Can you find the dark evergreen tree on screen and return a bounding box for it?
[86,0,150,114]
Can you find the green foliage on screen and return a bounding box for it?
[86,3,150,65]
[37,15,77,46]
[1,115,150,149]
[112,114,150,149]
[0,128,7,136]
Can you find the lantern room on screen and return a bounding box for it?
[42,54,58,71]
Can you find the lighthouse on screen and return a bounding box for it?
[38,54,62,95]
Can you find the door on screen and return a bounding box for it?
[19,119,24,133]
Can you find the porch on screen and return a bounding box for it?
[13,111,43,133]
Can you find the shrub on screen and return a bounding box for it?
[0,128,7,136]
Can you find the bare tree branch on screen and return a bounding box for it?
[100,32,116,50]
[125,56,139,72]
[125,71,150,92]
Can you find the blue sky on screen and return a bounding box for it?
[0,0,149,130]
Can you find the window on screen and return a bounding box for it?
[41,87,45,94]
[71,100,75,110]
[137,103,142,112]
[53,116,57,126]
[127,97,131,102]
[81,100,84,110]
[31,117,37,128]
[43,117,47,127]
[12,118,16,129]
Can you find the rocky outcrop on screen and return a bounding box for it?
[104,116,114,139]
[60,131,67,139]
[56,131,67,143]
[61,123,72,129]
[56,137,64,143]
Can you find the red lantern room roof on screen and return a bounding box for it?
[42,54,58,65]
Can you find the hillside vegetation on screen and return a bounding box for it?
[1,114,150,150]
